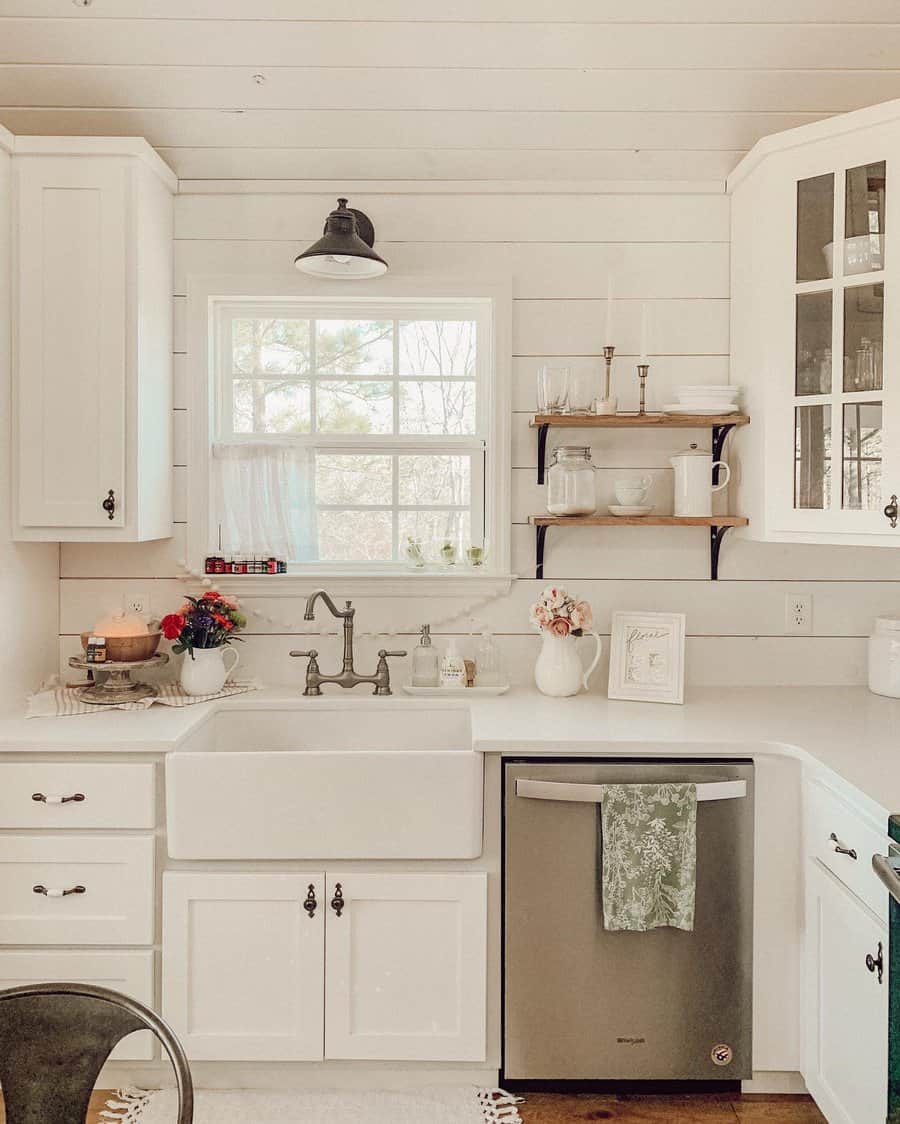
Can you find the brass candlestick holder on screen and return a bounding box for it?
[637,363,650,416]
[595,345,617,415]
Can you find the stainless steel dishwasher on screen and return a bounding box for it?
[503,758,754,1083]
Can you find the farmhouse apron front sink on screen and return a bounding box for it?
[165,701,483,860]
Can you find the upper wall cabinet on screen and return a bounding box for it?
[730,101,900,547]
[12,139,176,542]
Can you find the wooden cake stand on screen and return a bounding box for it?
[67,653,169,705]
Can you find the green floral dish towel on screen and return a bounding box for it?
[598,782,698,932]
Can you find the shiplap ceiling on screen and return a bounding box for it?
[2,1,900,183]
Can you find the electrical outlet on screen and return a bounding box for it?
[785,593,813,635]
[124,590,151,617]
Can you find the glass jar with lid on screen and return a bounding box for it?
[546,446,598,516]
[868,616,900,698]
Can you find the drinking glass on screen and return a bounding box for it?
[537,365,570,414]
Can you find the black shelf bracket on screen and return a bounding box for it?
[711,423,735,485]
[536,424,550,485]
[535,523,549,579]
[710,524,733,581]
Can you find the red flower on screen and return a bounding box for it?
[212,612,234,631]
[201,591,220,601]
[161,613,185,641]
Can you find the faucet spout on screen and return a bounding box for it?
[304,588,353,622]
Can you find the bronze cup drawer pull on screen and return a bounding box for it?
[32,792,85,805]
[33,884,86,898]
[829,832,858,860]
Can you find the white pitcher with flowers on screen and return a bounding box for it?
[530,587,602,697]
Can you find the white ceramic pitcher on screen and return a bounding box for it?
[180,646,240,697]
[670,443,730,517]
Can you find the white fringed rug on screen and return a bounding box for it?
[100,1086,523,1123]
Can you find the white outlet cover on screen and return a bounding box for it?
[125,590,152,616]
[784,593,812,635]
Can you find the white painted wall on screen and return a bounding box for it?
[58,181,900,689]
[0,126,59,708]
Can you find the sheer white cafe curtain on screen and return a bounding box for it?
[212,443,317,561]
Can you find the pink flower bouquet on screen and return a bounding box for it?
[529,587,593,639]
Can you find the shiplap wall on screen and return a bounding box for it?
[0,128,59,708]
[56,181,900,688]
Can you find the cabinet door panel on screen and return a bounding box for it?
[16,158,127,527]
[805,861,887,1124]
[324,872,487,1062]
[162,872,324,1061]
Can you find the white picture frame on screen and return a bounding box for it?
[608,611,686,705]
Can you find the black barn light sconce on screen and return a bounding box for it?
[294,197,388,279]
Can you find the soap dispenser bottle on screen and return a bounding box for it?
[411,624,441,687]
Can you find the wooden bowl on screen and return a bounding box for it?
[80,631,162,662]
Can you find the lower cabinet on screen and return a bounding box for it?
[804,860,888,1124]
[162,870,487,1063]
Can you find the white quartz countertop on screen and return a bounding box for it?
[1,686,898,817]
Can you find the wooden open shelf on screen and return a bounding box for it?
[529,516,750,581]
[529,412,750,429]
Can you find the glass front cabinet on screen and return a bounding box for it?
[730,101,900,546]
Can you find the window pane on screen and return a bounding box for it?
[845,161,885,275]
[399,320,477,377]
[317,510,393,562]
[233,380,310,434]
[843,284,883,392]
[316,454,392,506]
[796,291,832,396]
[399,510,472,556]
[400,381,476,435]
[232,318,309,376]
[796,173,834,282]
[315,320,393,376]
[795,404,832,510]
[399,455,471,506]
[843,401,882,511]
[317,381,394,434]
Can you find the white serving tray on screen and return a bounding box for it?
[401,683,511,697]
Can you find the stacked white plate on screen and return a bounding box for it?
[664,385,741,415]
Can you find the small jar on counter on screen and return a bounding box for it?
[868,616,900,697]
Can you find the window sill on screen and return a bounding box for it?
[189,572,517,599]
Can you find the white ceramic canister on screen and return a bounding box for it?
[868,617,900,698]
[670,443,731,517]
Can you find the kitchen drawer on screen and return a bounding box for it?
[806,779,890,919]
[0,835,154,945]
[0,763,155,829]
[0,950,155,1060]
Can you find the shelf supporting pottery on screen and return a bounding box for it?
[530,412,749,485]
[711,423,737,485]
[530,515,749,582]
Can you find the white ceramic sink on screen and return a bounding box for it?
[165,701,483,860]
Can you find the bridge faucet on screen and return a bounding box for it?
[290,589,407,696]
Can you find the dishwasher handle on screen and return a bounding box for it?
[872,852,900,905]
[515,778,747,805]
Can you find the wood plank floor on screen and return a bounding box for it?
[1,1090,826,1123]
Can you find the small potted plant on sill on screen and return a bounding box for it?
[161,592,247,697]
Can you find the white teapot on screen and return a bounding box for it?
[670,443,730,517]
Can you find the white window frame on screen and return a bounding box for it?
[187,275,513,595]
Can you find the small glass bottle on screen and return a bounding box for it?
[411,624,440,687]
[475,629,505,687]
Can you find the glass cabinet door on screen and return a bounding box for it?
[790,160,893,532]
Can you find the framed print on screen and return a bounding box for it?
[608,611,686,705]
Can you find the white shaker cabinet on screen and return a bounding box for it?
[730,101,900,546]
[325,872,487,1063]
[162,872,326,1061]
[12,139,175,541]
[162,870,487,1064]
[804,862,888,1124]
